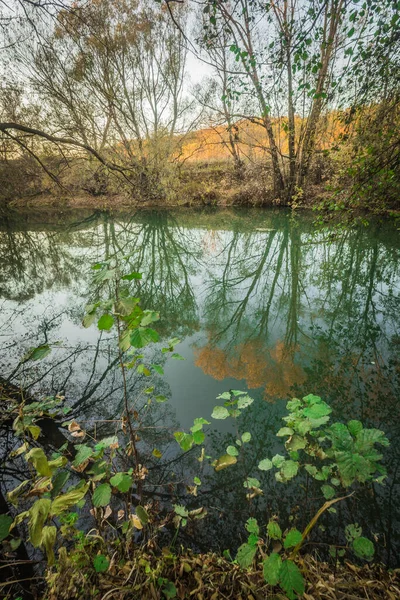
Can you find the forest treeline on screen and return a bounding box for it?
[0,0,399,212]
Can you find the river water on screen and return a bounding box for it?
[0,208,399,565]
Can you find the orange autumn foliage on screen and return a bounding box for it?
[194,338,306,401]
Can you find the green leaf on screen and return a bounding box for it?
[345,523,362,542]
[279,559,305,599]
[29,499,51,547]
[214,454,237,471]
[190,418,210,432]
[216,392,231,400]
[245,518,259,535]
[303,401,332,420]
[347,420,363,437]
[72,445,93,468]
[279,460,299,481]
[241,432,251,443]
[152,364,164,375]
[110,472,133,493]
[321,485,335,500]
[194,477,201,485]
[97,314,114,331]
[51,471,70,498]
[284,528,303,549]
[155,394,167,403]
[171,353,184,360]
[93,554,110,573]
[272,454,285,468]
[352,536,374,560]
[277,427,294,437]
[226,445,239,457]
[237,395,254,409]
[95,436,119,451]
[92,484,112,507]
[192,430,205,445]
[236,543,257,568]
[41,525,57,565]
[161,581,177,598]
[0,514,13,542]
[51,482,90,515]
[243,477,260,488]
[174,432,194,452]
[174,505,189,518]
[22,344,51,362]
[130,327,159,348]
[267,520,282,540]
[211,406,230,419]
[136,506,149,525]
[115,297,138,316]
[83,311,96,328]
[26,448,51,477]
[263,552,282,585]
[122,271,142,281]
[258,458,273,471]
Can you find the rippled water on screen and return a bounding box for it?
[1,208,399,564]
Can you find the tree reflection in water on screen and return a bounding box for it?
[0,208,398,564]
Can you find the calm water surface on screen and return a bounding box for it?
[0,208,399,564]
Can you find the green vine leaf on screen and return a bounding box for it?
[279,559,305,599]
[92,483,112,507]
[236,543,257,568]
[263,552,282,585]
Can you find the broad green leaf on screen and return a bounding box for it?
[26,448,51,477]
[0,514,13,542]
[241,432,251,443]
[321,485,335,500]
[303,401,332,420]
[152,364,164,375]
[192,430,205,445]
[211,405,230,419]
[216,392,231,400]
[347,420,363,437]
[22,344,51,362]
[140,311,160,326]
[72,445,93,468]
[236,543,257,568]
[352,536,374,560]
[41,525,57,565]
[278,460,299,481]
[277,427,294,437]
[93,554,110,573]
[29,499,51,547]
[263,552,282,585]
[174,432,194,451]
[27,425,41,440]
[171,353,184,360]
[237,395,254,409]
[245,517,259,535]
[95,436,119,451]
[279,559,305,599]
[51,482,90,515]
[51,471,70,498]
[174,505,189,518]
[161,581,177,598]
[267,520,282,540]
[92,483,112,507]
[214,454,237,471]
[243,477,260,489]
[110,472,133,493]
[258,458,273,471]
[286,435,307,452]
[284,528,303,549]
[226,445,239,457]
[130,327,159,348]
[190,418,210,432]
[231,390,246,396]
[97,314,114,331]
[271,454,285,468]
[115,297,139,316]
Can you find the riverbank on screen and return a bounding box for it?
[45,544,400,600]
